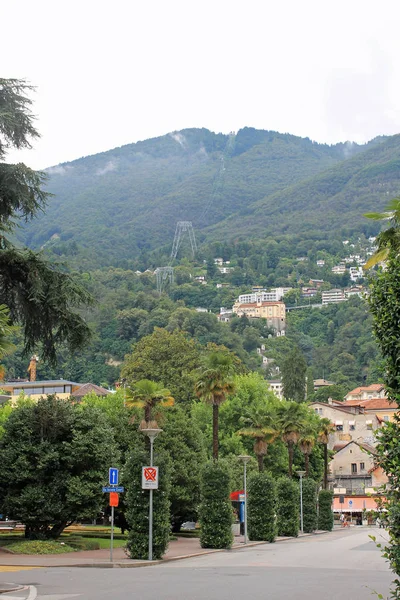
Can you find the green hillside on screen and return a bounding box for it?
[211,134,400,241]
[18,127,377,268]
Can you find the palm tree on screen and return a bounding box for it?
[239,403,279,472]
[276,401,308,477]
[126,379,174,426]
[318,417,335,489]
[194,351,236,460]
[298,424,317,477]
[364,197,400,268]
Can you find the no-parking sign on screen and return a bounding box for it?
[142,466,159,489]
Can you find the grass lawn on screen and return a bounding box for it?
[91,537,126,549]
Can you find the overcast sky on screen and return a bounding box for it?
[4,0,400,169]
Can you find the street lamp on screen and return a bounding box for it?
[297,471,306,534]
[238,455,251,544]
[141,427,162,561]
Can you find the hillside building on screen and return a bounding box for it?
[238,288,291,304]
[232,298,286,333]
[267,379,284,399]
[322,289,346,305]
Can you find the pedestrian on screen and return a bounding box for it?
[340,513,345,527]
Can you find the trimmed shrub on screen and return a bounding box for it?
[302,478,318,533]
[125,448,171,560]
[276,477,299,537]
[248,472,276,542]
[318,489,334,531]
[199,462,233,549]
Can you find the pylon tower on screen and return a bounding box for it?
[170,221,197,261]
[155,266,174,294]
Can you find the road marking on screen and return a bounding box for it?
[0,566,42,572]
[27,585,37,600]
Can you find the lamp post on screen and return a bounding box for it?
[238,455,251,544]
[297,470,306,534]
[141,427,162,561]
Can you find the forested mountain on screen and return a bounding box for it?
[7,126,395,389]
[17,127,386,269]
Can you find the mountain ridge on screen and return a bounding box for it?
[17,127,393,269]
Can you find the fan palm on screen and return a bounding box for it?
[317,417,335,489]
[298,424,317,477]
[364,197,400,268]
[194,351,236,460]
[239,403,279,472]
[126,379,174,426]
[276,401,308,477]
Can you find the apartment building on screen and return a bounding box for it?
[322,289,346,305]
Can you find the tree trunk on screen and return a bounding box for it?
[144,403,151,422]
[49,520,70,539]
[324,443,328,490]
[305,453,309,477]
[257,453,264,472]
[288,441,294,477]
[212,404,219,460]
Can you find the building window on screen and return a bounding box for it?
[336,424,343,431]
[351,463,357,474]
[360,462,365,471]
[366,422,373,430]
[383,416,390,422]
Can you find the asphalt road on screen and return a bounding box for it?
[0,527,393,600]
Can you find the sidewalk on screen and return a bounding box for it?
[0,532,329,569]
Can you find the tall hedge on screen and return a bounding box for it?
[199,462,233,549]
[318,489,334,531]
[276,477,299,537]
[248,472,276,542]
[125,448,171,560]
[302,478,318,533]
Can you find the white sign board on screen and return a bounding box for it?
[142,466,159,490]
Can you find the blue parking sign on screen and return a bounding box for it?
[109,467,119,485]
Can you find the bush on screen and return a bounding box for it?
[248,472,276,542]
[302,478,317,533]
[125,448,171,560]
[276,477,299,537]
[199,462,233,549]
[318,490,334,531]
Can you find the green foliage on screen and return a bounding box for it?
[317,489,334,531]
[159,406,207,529]
[6,540,76,554]
[281,346,307,402]
[276,477,299,537]
[373,414,400,595]
[0,396,117,539]
[302,478,318,533]
[195,349,236,460]
[122,328,200,404]
[125,446,171,560]
[368,255,400,401]
[0,78,92,365]
[199,462,233,549]
[247,472,276,542]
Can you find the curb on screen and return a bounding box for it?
[0,531,331,569]
[0,583,25,593]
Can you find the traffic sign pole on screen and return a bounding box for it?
[110,505,114,563]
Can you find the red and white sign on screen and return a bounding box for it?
[142,466,159,490]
